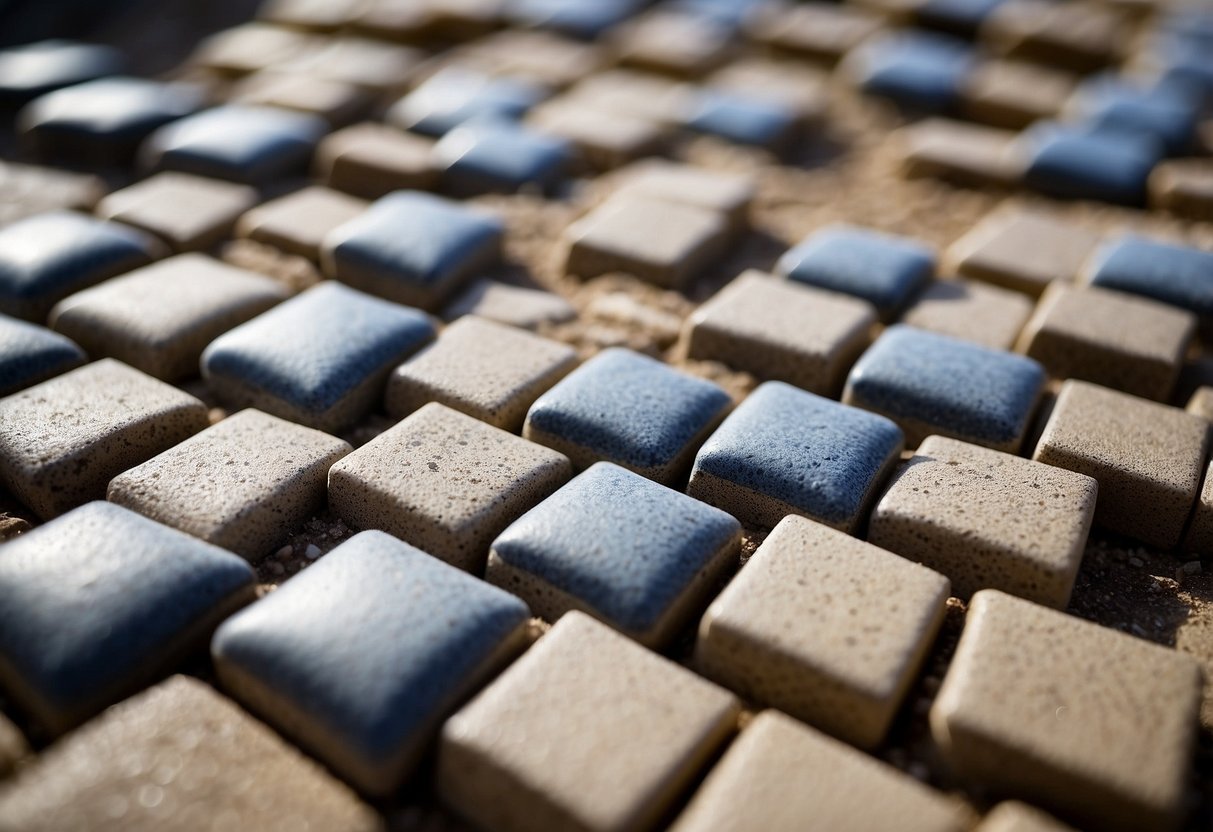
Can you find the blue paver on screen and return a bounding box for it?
[689,381,903,532]
[140,105,327,184]
[0,210,161,322]
[0,313,85,397]
[844,325,1045,452]
[201,281,435,432]
[917,0,1006,34]
[1087,236,1213,324]
[1069,74,1200,155]
[387,67,548,137]
[1019,121,1163,206]
[684,89,799,150]
[845,31,975,113]
[775,224,935,321]
[489,462,740,646]
[322,190,504,311]
[212,530,530,796]
[507,0,645,38]
[0,501,255,735]
[669,0,768,29]
[524,347,732,485]
[434,118,574,195]
[0,40,125,107]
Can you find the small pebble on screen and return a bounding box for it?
[304,543,322,560]
[275,544,293,560]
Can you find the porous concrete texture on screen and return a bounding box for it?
[97,172,259,252]
[900,279,1034,351]
[236,186,367,261]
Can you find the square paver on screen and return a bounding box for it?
[0,210,161,322]
[109,409,351,561]
[776,224,936,321]
[190,22,316,76]
[0,502,255,734]
[322,190,503,311]
[960,58,1075,129]
[901,279,1033,351]
[613,159,754,231]
[523,348,731,485]
[48,253,289,382]
[844,325,1046,452]
[529,99,667,170]
[685,269,876,395]
[981,0,1127,72]
[697,515,949,748]
[1017,121,1161,206]
[0,160,102,228]
[315,122,438,199]
[1016,283,1196,401]
[329,402,571,572]
[670,710,971,832]
[612,11,732,77]
[0,313,85,397]
[746,2,883,65]
[443,278,576,330]
[932,589,1202,831]
[201,281,435,432]
[387,66,548,137]
[688,381,903,532]
[1065,76,1196,156]
[870,436,1097,607]
[842,30,975,113]
[683,88,801,152]
[437,611,740,832]
[1150,159,1213,221]
[895,118,1023,189]
[488,462,740,647]
[213,530,530,795]
[96,172,259,252]
[230,73,372,128]
[1084,236,1213,328]
[0,359,209,519]
[235,186,367,261]
[386,315,577,431]
[433,119,574,195]
[1032,379,1209,549]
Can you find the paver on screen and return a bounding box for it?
[0,40,125,108]
[1188,386,1213,423]
[612,159,754,231]
[0,314,85,397]
[49,254,288,382]
[387,67,548,137]
[454,29,605,89]
[507,0,642,39]
[932,589,1202,831]
[387,315,577,431]
[355,0,502,40]
[488,462,740,646]
[213,530,530,795]
[914,0,1008,35]
[1067,75,1199,156]
[0,210,161,322]
[746,2,883,65]
[1150,159,1213,221]
[0,160,102,228]
[109,409,351,561]
[1017,121,1162,206]
[960,59,1075,129]
[280,36,424,90]
[685,269,875,395]
[190,22,316,76]
[842,30,975,113]
[0,676,381,832]
[433,118,574,195]
[980,0,1127,71]
[1084,236,1213,329]
[443,278,576,329]
[258,0,367,31]
[529,99,667,170]
[895,117,1021,188]
[612,11,732,77]
[1182,461,1213,556]
[201,281,435,432]
[683,87,800,152]
[669,711,971,832]
[231,72,373,128]
[315,122,438,199]
[564,69,695,125]
[688,381,903,532]
[946,208,1101,297]
[776,224,935,322]
[18,77,207,166]
[321,190,503,311]
[1032,380,1209,549]
[0,360,208,519]
[523,348,730,484]
[1016,283,1195,401]
[869,436,1097,607]
[96,172,259,252]
[235,186,367,261]
[901,279,1033,351]
[0,502,254,734]
[564,192,729,289]
[697,516,949,747]
[329,402,571,571]
[844,325,1045,452]
[975,803,1077,832]
[438,611,740,832]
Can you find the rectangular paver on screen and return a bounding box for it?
[901,279,1033,351]
[96,172,259,252]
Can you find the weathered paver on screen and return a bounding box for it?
[96,172,259,252]
[235,186,367,262]
[0,313,85,397]
[901,279,1033,351]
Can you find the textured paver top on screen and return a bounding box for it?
[1084,236,1213,325]
[235,185,367,262]
[387,66,547,137]
[438,611,740,832]
[316,122,438,199]
[0,502,254,735]
[901,279,1033,351]
[0,313,84,397]
[213,530,530,795]
[96,172,259,252]
[614,159,755,229]
[1018,121,1161,206]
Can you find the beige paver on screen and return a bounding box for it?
[1017,283,1196,401]
[315,122,437,199]
[685,269,875,396]
[280,36,424,91]
[670,710,972,832]
[236,186,367,262]
[961,59,1076,129]
[869,436,1097,607]
[97,172,259,252]
[0,676,381,832]
[932,590,1203,832]
[707,59,829,125]
[0,160,103,228]
[231,72,372,127]
[895,118,1022,188]
[108,409,351,561]
[453,29,604,89]
[443,279,576,329]
[975,802,1078,832]
[190,22,317,76]
[1150,159,1213,222]
[48,254,288,382]
[746,2,883,64]
[613,159,755,231]
[328,402,572,572]
[612,11,732,77]
[1188,386,1213,422]
[386,315,578,432]
[1032,379,1209,549]
[530,100,667,170]
[697,516,948,748]
[438,611,740,832]
[901,279,1034,351]
[0,360,208,519]
[980,0,1128,72]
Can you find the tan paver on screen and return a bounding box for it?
[190,22,317,76]
[975,802,1078,832]
[443,278,576,329]
[613,159,755,231]
[869,436,1097,607]
[1150,159,1213,222]
[231,72,372,127]
[565,70,696,125]
[530,100,667,170]
[612,11,732,77]
[328,402,572,572]
[697,516,949,748]
[236,186,368,261]
[0,676,381,832]
[1032,380,1209,549]
[895,118,1022,188]
[961,59,1076,129]
[1017,283,1196,401]
[901,279,1034,351]
[932,590,1203,832]
[453,29,604,89]
[315,122,437,199]
[97,172,259,252]
[746,2,883,65]
[980,0,1128,72]
[438,611,740,832]
[670,711,972,832]
[0,360,208,519]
